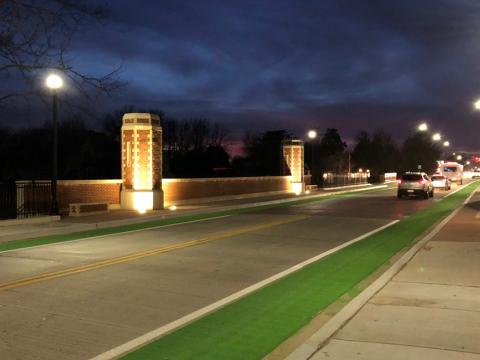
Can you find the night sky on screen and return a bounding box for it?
[7,0,480,151]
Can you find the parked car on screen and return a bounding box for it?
[431,175,451,190]
[472,169,480,179]
[397,172,434,199]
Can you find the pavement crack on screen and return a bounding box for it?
[391,279,480,288]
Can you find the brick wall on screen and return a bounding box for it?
[57,180,122,211]
[54,176,292,211]
[162,176,291,205]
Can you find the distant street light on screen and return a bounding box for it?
[466,160,471,165]
[418,123,428,131]
[443,141,450,147]
[307,129,317,185]
[457,155,462,161]
[45,73,63,215]
[432,133,441,141]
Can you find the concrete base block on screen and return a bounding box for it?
[291,181,305,194]
[121,190,164,211]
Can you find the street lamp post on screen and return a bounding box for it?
[307,130,317,184]
[46,73,63,215]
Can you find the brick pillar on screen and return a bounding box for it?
[282,139,305,194]
[120,113,164,211]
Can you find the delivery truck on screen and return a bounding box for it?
[438,162,463,184]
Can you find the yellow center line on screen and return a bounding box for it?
[0,215,309,292]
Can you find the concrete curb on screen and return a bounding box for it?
[0,215,61,227]
[286,183,478,360]
[321,183,372,191]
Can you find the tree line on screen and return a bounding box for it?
[0,107,444,182]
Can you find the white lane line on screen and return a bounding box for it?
[0,215,231,255]
[0,185,388,254]
[89,219,399,360]
[286,184,480,360]
[443,181,475,199]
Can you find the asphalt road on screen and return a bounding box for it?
[0,186,453,360]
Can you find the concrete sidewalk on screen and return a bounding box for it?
[0,183,385,243]
[290,189,480,359]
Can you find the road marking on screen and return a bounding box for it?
[0,184,388,255]
[433,181,476,201]
[0,215,308,292]
[0,215,232,255]
[89,219,399,360]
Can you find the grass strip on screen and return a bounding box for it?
[0,186,387,252]
[122,182,478,360]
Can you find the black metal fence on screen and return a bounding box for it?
[0,181,17,219]
[0,181,52,219]
[322,173,369,187]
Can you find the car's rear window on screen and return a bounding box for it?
[431,176,445,180]
[401,174,422,181]
[443,166,457,173]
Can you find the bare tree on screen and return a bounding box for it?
[0,0,124,105]
[209,122,228,146]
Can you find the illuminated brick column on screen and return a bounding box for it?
[282,139,305,194]
[120,113,163,211]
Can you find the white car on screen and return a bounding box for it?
[431,175,451,190]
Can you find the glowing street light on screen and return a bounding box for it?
[457,155,462,161]
[45,73,64,215]
[418,122,428,131]
[45,73,63,89]
[308,129,317,139]
[466,160,471,165]
[474,99,480,111]
[443,141,450,147]
[432,133,441,141]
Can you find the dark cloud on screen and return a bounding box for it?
[3,0,480,151]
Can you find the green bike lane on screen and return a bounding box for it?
[0,184,466,360]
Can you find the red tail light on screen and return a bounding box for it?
[397,179,402,184]
[419,179,427,185]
